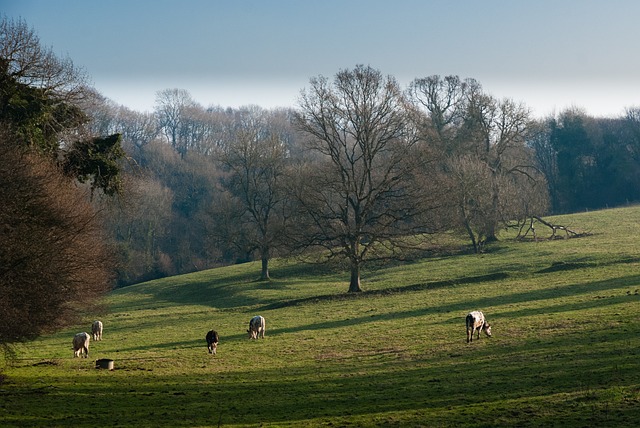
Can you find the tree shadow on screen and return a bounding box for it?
[265,274,640,336]
[7,326,639,427]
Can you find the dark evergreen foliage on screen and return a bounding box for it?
[62,133,126,196]
[544,111,640,213]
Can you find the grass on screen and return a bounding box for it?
[1,206,640,427]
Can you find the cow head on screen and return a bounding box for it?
[484,323,492,337]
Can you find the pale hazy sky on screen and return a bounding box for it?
[4,0,640,117]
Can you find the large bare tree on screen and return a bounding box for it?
[467,95,539,241]
[215,106,292,280]
[410,75,547,250]
[294,65,434,292]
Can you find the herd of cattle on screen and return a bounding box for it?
[71,315,268,358]
[72,312,491,358]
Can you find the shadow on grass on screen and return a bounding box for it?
[536,256,640,273]
[260,272,510,311]
[114,261,351,312]
[109,332,253,355]
[259,254,640,312]
[114,254,640,316]
[113,272,271,312]
[3,326,639,427]
[266,274,640,336]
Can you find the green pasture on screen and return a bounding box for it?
[2,207,640,427]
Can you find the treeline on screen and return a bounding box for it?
[84,74,640,287]
[87,96,300,285]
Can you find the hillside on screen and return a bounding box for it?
[2,207,640,427]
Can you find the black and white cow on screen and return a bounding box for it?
[206,330,219,355]
[247,316,266,339]
[466,311,492,343]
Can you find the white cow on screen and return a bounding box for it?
[73,332,91,358]
[466,311,492,343]
[247,316,266,339]
[91,320,103,341]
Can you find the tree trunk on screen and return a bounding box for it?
[486,172,500,242]
[348,262,362,293]
[462,217,479,254]
[260,257,270,281]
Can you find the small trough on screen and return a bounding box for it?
[95,358,114,370]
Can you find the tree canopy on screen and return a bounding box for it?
[293,65,439,292]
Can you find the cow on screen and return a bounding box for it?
[466,311,492,343]
[91,320,103,341]
[206,330,219,355]
[73,332,91,358]
[247,315,266,339]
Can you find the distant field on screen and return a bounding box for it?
[2,207,640,427]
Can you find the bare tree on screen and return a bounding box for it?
[0,16,88,102]
[446,154,494,253]
[215,106,292,280]
[114,106,158,163]
[294,65,433,292]
[154,88,197,157]
[408,75,476,151]
[410,75,547,250]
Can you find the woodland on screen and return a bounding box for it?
[101,81,640,287]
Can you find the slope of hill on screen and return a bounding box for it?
[2,207,640,427]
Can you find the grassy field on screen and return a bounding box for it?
[2,207,640,427]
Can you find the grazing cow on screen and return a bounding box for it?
[247,315,266,339]
[73,332,91,358]
[206,330,219,355]
[91,320,103,341]
[466,311,492,343]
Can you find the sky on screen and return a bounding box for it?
[3,0,640,118]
